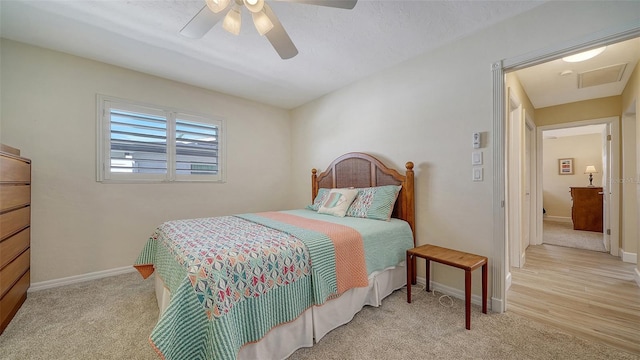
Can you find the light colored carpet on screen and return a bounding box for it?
[1,271,636,359]
[542,220,607,252]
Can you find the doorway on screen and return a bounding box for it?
[491,26,640,313]
[539,121,618,254]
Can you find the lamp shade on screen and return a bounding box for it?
[223,6,241,35]
[206,0,231,13]
[584,165,597,174]
[252,10,273,35]
[244,0,265,13]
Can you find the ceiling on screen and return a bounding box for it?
[542,124,606,139]
[1,0,548,109]
[2,1,637,111]
[520,37,639,138]
[515,37,640,109]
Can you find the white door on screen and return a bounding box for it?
[523,121,533,255]
[602,125,611,252]
[508,104,523,268]
[602,121,620,257]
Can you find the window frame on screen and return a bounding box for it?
[96,95,225,183]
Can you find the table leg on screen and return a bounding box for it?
[482,262,487,314]
[406,251,412,303]
[425,259,431,292]
[465,270,471,330]
[411,253,417,285]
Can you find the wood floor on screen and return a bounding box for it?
[508,244,640,355]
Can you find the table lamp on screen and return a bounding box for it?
[584,165,597,187]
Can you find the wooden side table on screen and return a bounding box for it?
[406,244,488,330]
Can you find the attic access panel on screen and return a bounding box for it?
[578,63,627,88]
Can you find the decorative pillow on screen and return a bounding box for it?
[317,188,359,217]
[307,188,331,211]
[346,185,402,221]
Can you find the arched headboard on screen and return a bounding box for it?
[311,152,415,244]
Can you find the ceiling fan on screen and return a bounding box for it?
[180,0,358,59]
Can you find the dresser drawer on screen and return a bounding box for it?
[0,270,29,333]
[0,229,30,269]
[0,248,30,298]
[0,206,30,240]
[0,184,30,212]
[0,156,30,183]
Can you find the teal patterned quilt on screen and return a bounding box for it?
[134,209,413,360]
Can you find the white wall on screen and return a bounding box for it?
[543,134,603,218]
[0,39,292,283]
[290,1,640,298]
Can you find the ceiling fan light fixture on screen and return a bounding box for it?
[243,0,264,13]
[252,10,274,36]
[206,0,231,13]
[223,6,242,35]
[562,46,606,63]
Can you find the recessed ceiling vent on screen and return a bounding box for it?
[578,63,627,88]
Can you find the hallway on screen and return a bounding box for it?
[508,244,640,355]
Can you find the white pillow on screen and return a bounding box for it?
[317,188,359,217]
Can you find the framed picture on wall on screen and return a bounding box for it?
[558,158,574,175]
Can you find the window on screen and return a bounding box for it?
[97,95,224,182]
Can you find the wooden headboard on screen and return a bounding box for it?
[311,152,415,244]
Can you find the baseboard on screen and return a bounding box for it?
[506,272,512,291]
[620,249,637,264]
[29,266,137,292]
[634,268,640,288]
[416,276,492,311]
[544,216,572,223]
[491,297,504,313]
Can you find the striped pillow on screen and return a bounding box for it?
[307,188,331,211]
[345,185,402,221]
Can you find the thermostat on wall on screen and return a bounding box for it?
[473,132,481,149]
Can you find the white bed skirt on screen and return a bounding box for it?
[154,262,406,360]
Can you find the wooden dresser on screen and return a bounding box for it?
[570,187,603,233]
[0,144,31,334]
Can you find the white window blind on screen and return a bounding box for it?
[97,95,224,183]
[174,115,220,181]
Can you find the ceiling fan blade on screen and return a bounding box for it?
[263,4,299,59]
[272,0,357,10]
[179,5,225,39]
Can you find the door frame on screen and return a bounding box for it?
[490,21,640,313]
[536,118,620,256]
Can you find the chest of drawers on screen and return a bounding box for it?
[570,186,603,233]
[0,144,31,334]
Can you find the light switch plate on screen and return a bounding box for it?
[473,167,483,182]
[472,151,483,165]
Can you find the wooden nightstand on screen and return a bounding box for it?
[406,244,487,330]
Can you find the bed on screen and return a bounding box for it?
[134,152,415,360]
